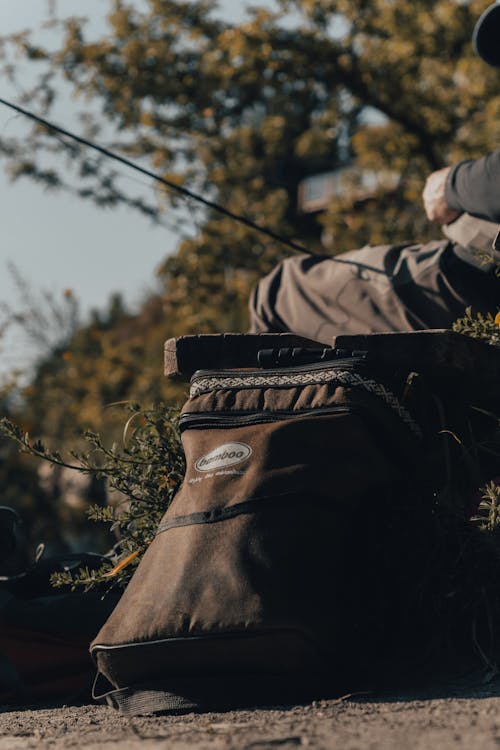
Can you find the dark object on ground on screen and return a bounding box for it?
[0,547,120,704]
[0,507,31,577]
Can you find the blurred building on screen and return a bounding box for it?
[298,166,400,214]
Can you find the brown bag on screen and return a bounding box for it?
[91,350,424,714]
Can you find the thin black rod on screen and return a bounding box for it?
[0,96,314,256]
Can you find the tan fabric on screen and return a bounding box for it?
[249,240,499,344]
[443,214,500,271]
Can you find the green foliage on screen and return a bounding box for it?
[453,308,500,346]
[0,269,190,553]
[0,403,185,589]
[472,481,500,535]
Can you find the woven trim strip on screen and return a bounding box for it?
[190,370,422,439]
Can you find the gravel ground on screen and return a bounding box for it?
[3,676,500,750]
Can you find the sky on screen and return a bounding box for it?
[0,0,246,373]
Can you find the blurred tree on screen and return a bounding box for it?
[1,0,496,336]
[0,0,498,549]
[0,282,187,553]
[0,280,112,553]
[0,388,54,552]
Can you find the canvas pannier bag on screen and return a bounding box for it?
[91,343,427,715]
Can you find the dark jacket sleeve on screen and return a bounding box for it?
[445,150,500,222]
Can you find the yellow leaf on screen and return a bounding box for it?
[103,550,139,578]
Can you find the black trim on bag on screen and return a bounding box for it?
[91,625,324,655]
[155,492,307,536]
[179,406,353,431]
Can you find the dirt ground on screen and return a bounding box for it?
[3,675,500,750]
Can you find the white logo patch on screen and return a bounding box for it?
[195,442,252,472]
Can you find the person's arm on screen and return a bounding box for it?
[423,150,500,225]
[444,150,500,222]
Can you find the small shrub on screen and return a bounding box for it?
[0,403,185,590]
[453,307,500,346]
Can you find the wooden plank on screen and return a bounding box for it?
[164,333,323,380]
[164,329,500,383]
[332,329,500,381]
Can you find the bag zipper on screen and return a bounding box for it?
[179,406,353,432]
[191,357,367,382]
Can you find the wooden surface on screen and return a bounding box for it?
[333,329,500,381]
[164,329,500,382]
[164,332,322,380]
